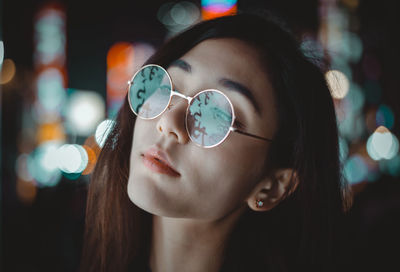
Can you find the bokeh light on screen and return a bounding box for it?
[0,59,16,84]
[325,69,350,99]
[27,141,62,187]
[16,179,38,205]
[107,42,155,117]
[339,137,349,162]
[367,126,399,161]
[158,1,201,34]
[65,90,105,136]
[201,0,237,20]
[342,0,360,9]
[84,135,101,157]
[37,122,66,144]
[328,31,363,63]
[343,83,365,113]
[57,144,88,174]
[15,153,34,182]
[95,119,115,148]
[82,145,97,175]
[335,82,365,125]
[338,112,365,142]
[34,8,66,67]
[330,58,352,81]
[37,68,67,112]
[344,154,369,184]
[171,2,199,25]
[0,41,4,66]
[380,154,400,177]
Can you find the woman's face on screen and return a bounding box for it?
[127,38,278,220]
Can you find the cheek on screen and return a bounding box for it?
[187,142,268,217]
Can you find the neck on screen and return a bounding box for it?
[149,207,246,272]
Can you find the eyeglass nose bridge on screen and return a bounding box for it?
[170,90,193,104]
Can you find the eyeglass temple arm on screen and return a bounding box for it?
[230,127,273,142]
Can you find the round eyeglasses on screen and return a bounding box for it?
[127,64,272,148]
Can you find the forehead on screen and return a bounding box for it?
[176,38,277,121]
[181,38,265,78]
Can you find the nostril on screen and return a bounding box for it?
[169,131,179,140]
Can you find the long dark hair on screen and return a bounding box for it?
[80,13,352,272]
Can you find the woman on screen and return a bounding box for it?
[80,13,352,272]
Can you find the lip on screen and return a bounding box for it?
[142,147,180,177]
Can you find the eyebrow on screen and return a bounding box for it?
[170,59,261,115]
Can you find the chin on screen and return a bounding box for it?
[126,177,179,217]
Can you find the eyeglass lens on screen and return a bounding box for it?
[129,65,172,119]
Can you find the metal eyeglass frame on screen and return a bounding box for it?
[127,64,273,148]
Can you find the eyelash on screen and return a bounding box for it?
[234,119,245,129]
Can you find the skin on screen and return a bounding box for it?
[127,38,297,272]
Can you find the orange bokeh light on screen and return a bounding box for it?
[107,42,135,70]
[16,178,37,205]
[37,122,66,143]
[202,5,237,20]
[84,135,101,157]
[82,145,97,175]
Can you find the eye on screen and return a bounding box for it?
[233,119,245,129]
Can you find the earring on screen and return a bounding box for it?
[255,199,264,208]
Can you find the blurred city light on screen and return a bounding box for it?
[0,59,16,84]
[65,90,105,136]
[328,31,363,63]
[16,178,38,205]
[0,41,4,66]
[339,136,349,162]
[338,111,365,142]
[57,144,88,174]
[201,0,237,20]
[34,8,66,67]
[367,126,399,161]
[158,1,200,34]
[84,135,101,157]
[325,69,350,99]
[107,42,154,117]
[27,141,62,187]
[344,154,368,184]
[380,154,400,177]
[95,119,115,148]
[342,0,360,9]
[15,153,34,182]
[37,122,66,143]
[343,83,365,113]
[82,145,97,175]
[37,67,67,112]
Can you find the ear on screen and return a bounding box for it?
[246,168,299,212]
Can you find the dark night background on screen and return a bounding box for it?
[1,0,400,271]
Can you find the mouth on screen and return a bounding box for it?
[141,149,180,177]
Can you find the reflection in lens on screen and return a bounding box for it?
[129,65,171,119]
[187,90,232,147]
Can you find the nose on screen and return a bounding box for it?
[156,97,190,145]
